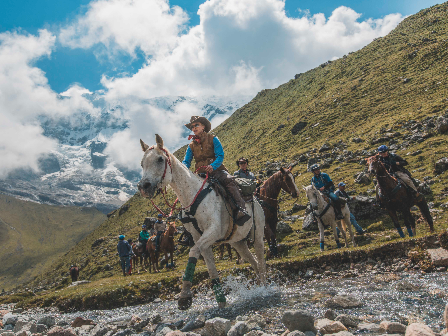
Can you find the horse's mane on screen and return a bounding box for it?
[260,170,283,194]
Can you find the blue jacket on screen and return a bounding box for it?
[117,240,132,258]
[182,137,224,171]
[311,173,334,191]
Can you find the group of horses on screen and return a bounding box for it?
[131,223,177,273]
[137,135,434,310]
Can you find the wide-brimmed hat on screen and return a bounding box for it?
[185,116,211,133]
[236,157,249,166]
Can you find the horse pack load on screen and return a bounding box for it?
[234,177,258,196]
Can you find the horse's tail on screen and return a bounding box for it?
[416,198,434,231]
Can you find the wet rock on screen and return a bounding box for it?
[246,314,266,329]
[90,324,110,336]
[13,320,31,332]
[326,332,354,336]
[435,158,448,175]
[71,317,95,328]
[426,248,448,267]
[30,324,48,333]
[281,310,316,333]
[4,324,14,330]
[379,322,406,334]
[47,326,77,336]
[181,315,205,332]
[335,315,358,328]
[277,221,293,234]
[357,323,385,333]
[156,326,173,336]
[38,315,56,327]
[227,321,249,336]
[325,295,363,309]
[324,310,337,320]
[151,314,163,324]
[287,332,307,336]
[316,319,347,335]
[405,323,435,336]
[2,313,19,325]
[203,317,231,336]
[394,281,420,292]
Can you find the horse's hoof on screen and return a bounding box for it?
[178,297,192,310]
[217,301,226,309]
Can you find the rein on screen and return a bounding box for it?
[147,145,209,217]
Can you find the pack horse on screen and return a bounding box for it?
[138,135,267,310]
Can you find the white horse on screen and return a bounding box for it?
[303,185,356,251]
[138,135,266,310]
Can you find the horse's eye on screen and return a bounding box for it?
[158,157,164,163]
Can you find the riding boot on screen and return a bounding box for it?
[333,202,344,220]
[396,228,405,238]
[406,227,414,237]
[226,182,251,226]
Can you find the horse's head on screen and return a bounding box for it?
[279,166,300,198]
[168,222,177,235]
[138,134,173,199]
[303,184,319,210]
[367,155,382,176]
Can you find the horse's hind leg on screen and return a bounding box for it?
[416,199,434,233]
[331,220,342,248]
[317,218,325,251]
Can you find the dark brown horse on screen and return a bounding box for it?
[132,242,148,273]
[146,237,159,273]
[367,155,434,237]
[151,222,177,270]
[255,166,300,257]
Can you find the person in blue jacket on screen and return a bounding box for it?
[182,116,250,226]
[310,164,344,220]
[117,235,132,276]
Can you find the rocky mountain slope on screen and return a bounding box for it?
[0,95,249,214]
[0,194,105,291]
[9,2,448,307]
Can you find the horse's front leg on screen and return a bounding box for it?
[388,209,404,238]
[178,230,221,310]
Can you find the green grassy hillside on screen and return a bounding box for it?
[7,2,448,309]
[0,193,105,291]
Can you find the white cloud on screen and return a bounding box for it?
[0,30,97,177]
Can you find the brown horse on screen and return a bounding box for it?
[132,242,148,273]
[146,237,159,273]
[255,166,300,257]
[149,222,177,270]
[367,155,434,237]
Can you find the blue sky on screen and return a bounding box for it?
[0,0,439,93]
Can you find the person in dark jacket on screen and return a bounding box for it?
[335,182,365,235]
[117,235,132,276]
[310,164,344,220]
[377,145,420,198]
[233,157,256,180]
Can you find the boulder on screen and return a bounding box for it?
[319,144,331,153]
[181,315,205,332]
[203,317,231,336]
[436,116,448,134]
[302,213,318,231]
[379,321,406,334]
[315,319,347,335]
[47,326,77,336]
[326,332,354,336]
[13,320,31,332]
[90,324,110,336]
[227,321,249,336]
[71,317,95,328]
[335,315,358,328]
[246,314,266,328]
[38,315,56,327]
[156,326,173,336]
[30,324,48,333]
[426,248,448,267]
[435,158,448,174]
[357,323,385,333]
[324,310,337,320]
[405,323,435,336]
[282,310,316,333]
[349,196,385,219]
[354,172,371,185]
[277,221,293,234]
[292,122,308,135]
[287,332,307,336]
[2,313,19,326]
[0,310,10,318]
[325,295,363,309]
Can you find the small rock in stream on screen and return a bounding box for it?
[325,295,363,309]
[203,317,231,336]
[335,315,358,328]
[281,310,316,333]
[227,321,249,336]
[379,321,406,334]
[316,319,347,335]
[324,310,337,320]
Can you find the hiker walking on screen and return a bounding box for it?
[182,116,250,225]
[117,235,132,276]
[233,157,256,180]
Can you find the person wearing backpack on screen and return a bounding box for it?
[233,157,255,180]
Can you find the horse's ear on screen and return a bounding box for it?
[140,139,149,152]
[155,134,164,149]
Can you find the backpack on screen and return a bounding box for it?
[235,178,257,196]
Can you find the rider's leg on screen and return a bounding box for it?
[328,192,344,220]
[212,170,250,226]
[349,212,364,234]
[395,172,420,196]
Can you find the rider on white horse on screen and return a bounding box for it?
[182,116,251,226]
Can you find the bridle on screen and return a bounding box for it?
[142,146,209,218]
